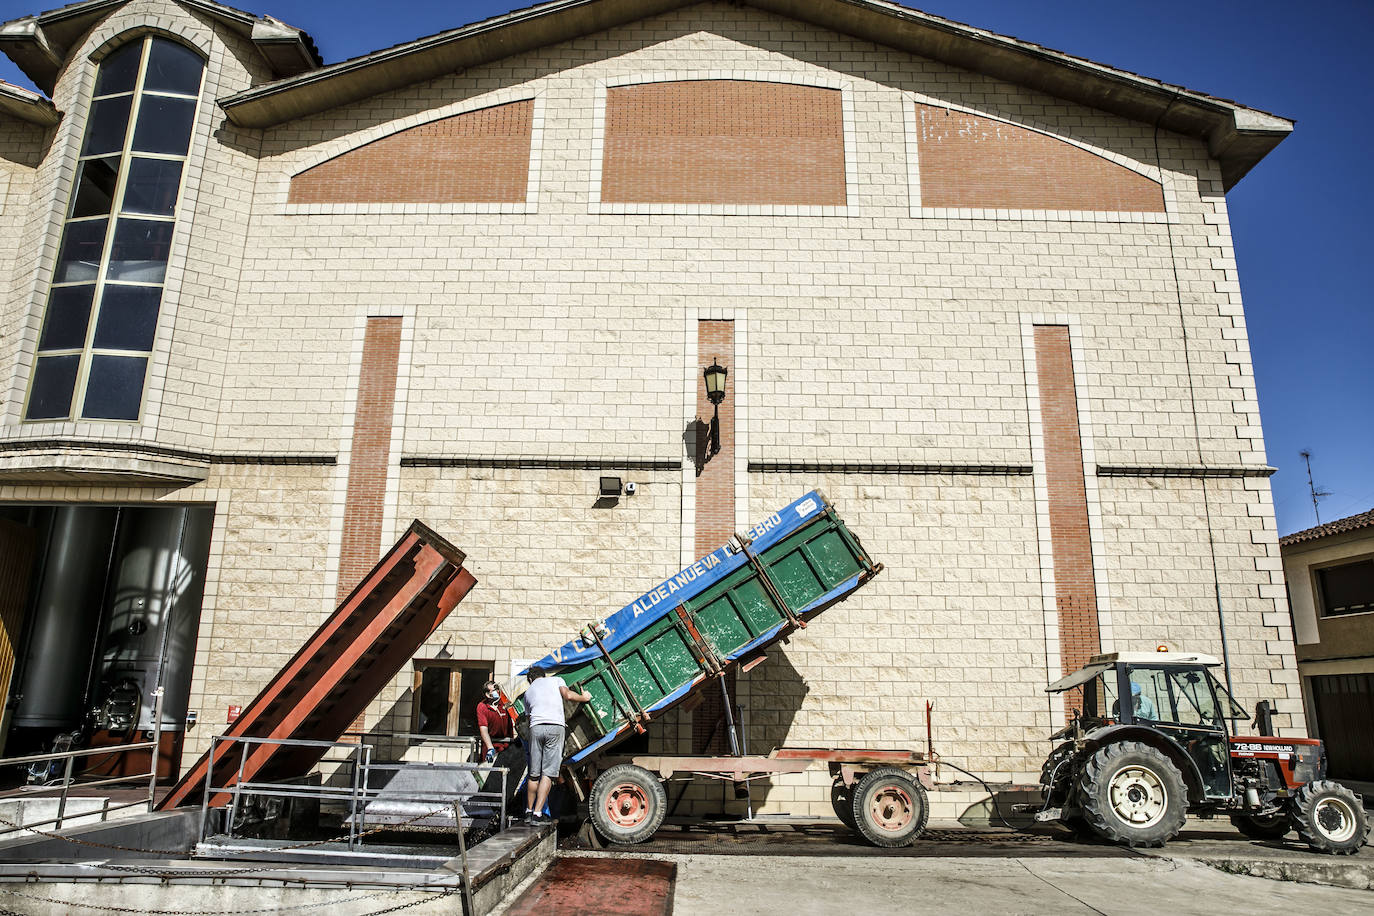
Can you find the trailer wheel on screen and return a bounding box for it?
[850,767,927,848]
[589,764,666,845]
[1290,780,1368,855]
[1077,741,1186,848]
[829,777,856,830]
[1230,812,1290,841]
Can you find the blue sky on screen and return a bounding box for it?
[2,0,1368,535]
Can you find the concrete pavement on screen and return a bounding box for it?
[654,853,1372,915]
[488,820,1374,915]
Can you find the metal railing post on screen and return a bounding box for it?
[148,687,165,813]
[453,800,475,916]
[348,743,364,850]
[55,755,74,830]
[229,739,247,839]
[198,738,218,844]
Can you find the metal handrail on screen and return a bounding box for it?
[196,732,509,852]
[0,741,158,766]
[0,687,165,836]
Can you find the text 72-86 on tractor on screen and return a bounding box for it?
[1028,651,1369,854]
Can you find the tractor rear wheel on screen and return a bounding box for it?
[1077,741,1187,848]
[1290,780,1368,855]
[589,764,667,845]
[850,767,928,848]
[1230,812,1290,841]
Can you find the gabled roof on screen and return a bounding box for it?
[0,76,58,125]
[1280,508,1374,547]
[215,0,1290,190]
[0,0,320,96]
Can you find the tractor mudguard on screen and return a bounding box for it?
[1080,724,1209,803]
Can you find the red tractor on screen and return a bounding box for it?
[1030,652,1368,854]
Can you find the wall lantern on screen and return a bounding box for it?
[703,359,728,459]
[599,476,623,498]
[703,360,728,406]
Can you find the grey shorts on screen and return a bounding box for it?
[529,723,566,779]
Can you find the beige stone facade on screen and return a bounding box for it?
[0,0,1299,817]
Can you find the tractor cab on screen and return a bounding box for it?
[1048,651,1246,799]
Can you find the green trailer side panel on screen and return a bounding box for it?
[645,629,700,687]
[730,576,779,633]
[805,528,865,585]
[694,591,755,657]
[618,652,661,706]
[768,548,825,609]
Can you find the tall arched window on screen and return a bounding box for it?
[25,36,204,422]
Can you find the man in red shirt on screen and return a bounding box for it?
[476,680,513,763]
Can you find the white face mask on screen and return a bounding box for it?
[486,689,499,701]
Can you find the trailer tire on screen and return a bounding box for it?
[1078,741,1186,848]
[830,777,856,830]
[1230,812,1290,841]
[589,764,666,845]
[1291,780,1368,855]
[850,767,927,848]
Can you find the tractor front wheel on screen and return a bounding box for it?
[1077,741,1187,848]
[1290,780,1368,855]
[589,764,667,845]
[1230,812,1290,841]
[850,767,928,848]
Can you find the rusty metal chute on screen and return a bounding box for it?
[158,521,476,810]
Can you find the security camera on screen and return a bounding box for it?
[624,482,637,495]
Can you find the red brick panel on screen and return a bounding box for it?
[603,81,845,206]
[289,101,533,204]
[694,320,735,754]
[915,104,1164,212]
[1033,326,1102,678]
[337,317,402,602]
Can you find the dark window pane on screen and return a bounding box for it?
[38,285,96,351]
[93,285,163,351]
[1319,559,1374,616]
[81,355,148,420]
[26,355,81,420]
[144,40,203,96]
[122,158,183,216]
[93,42,142,96]
[131,97,196,155]
[81,96,132,157]
[415,668,451,735]
[70,157,121,218]
[107,219,173,282]
[54,218,108,283]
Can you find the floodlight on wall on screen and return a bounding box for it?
[599,476,623,498]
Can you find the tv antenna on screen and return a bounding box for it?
[1299,450,1331,526]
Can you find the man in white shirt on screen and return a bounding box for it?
[522,664,592,824]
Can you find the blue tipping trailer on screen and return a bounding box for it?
[520,490,882,765]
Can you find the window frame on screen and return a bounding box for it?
[1314,555,1374,618]
[24,35,204,424]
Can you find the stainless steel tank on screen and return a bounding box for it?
[96,505,212,730]
[13,507,118,728]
